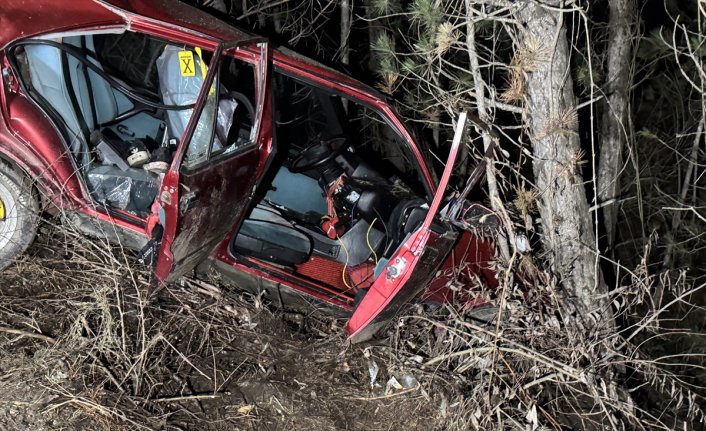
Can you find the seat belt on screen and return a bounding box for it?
[79,36,99,129]
[60,49,91,150]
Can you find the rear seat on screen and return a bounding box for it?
[64,35,162,142]
[24,34,163,169]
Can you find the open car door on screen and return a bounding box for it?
[345,113,470,343]
[153,40,272,284]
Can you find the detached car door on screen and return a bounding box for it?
[346,114,467,343]
[154,41,272,283]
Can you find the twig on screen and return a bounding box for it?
[149,393,224,403]
[237,0,291,20]
[663,116,704,271]
[424,347,495,366]
[158,334,213,381]
[663,206,706,223]
[0,326,55,343]
[343,384,421,401]
[88,352,127,395]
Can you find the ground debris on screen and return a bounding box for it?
[0,225,455,430]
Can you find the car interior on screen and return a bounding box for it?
[11,30,256,219]
[10,29,437,304]
[232,71,434,304]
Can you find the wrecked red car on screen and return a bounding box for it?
[0,0,498,342]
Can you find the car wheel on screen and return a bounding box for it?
[0,163,38,271]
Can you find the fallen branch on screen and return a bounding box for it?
[148,393,224,403]
[343,384,421,401]
[0,326,55,343]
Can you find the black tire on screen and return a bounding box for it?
[0,163,38,271]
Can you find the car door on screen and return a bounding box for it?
[153,41,272,284]
[345,113,469,343]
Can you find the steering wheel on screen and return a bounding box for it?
[225,91,256,144]
[289,137,351,173]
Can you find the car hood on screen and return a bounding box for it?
[1,0,252,49]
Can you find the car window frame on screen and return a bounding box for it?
[270,66,434,200]
[179,47,263,173]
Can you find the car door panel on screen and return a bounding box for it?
[346,227,458,343]
[159,145,261,281]
[154,41,271,284]
[345,112,468,343]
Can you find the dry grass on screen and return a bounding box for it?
[0,218,455,430]
[501,35,552,105]
[0,205,704,430]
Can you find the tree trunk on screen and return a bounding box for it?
[514,3,611,321]
[597,0,636,250]
[340,0,351,66]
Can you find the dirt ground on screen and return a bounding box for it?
[0,223,470,430]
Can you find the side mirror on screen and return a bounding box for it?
[447,200,501,233]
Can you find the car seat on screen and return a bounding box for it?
[265,166,328,216]
[23,34,163,170]
[155,44,239,165]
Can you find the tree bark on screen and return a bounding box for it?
[597,0,636,249]
[340,0,351,66]
[514,3,611,320]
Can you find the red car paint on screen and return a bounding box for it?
[0,1,123,49]
[0,0,498,341]
[345,119,463,341]
[423,230,499,304]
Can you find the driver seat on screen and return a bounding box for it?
[233,203,313,266]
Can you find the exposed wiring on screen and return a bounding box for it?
[373,208,389,252]
[325,175,346,218]
[373,208,389,237]
[366,217,379,266]
[336,234,353,291]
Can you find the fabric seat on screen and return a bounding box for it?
[265,166,328,216]
[24,34,163,170]
[25,43,90,168]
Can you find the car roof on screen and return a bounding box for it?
[99,0,253,42]
[0,0,251,49]
[1,0,383,100]
[1,0,123,48]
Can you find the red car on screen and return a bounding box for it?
[0,0,498,342]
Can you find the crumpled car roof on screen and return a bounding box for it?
[0,0,251,49]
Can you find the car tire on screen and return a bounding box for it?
[0,163,38,271]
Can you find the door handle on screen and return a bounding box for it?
[179,190,199,214]
[2,67,19,93]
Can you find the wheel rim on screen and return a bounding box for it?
[0,180,18,251]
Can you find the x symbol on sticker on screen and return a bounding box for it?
[181,58,193,74]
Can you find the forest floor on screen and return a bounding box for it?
[0,223,472,431]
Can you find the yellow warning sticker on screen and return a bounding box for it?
[0,195,5,221]
[178,50,196,77]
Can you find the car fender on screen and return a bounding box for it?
[0,56,85,208]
